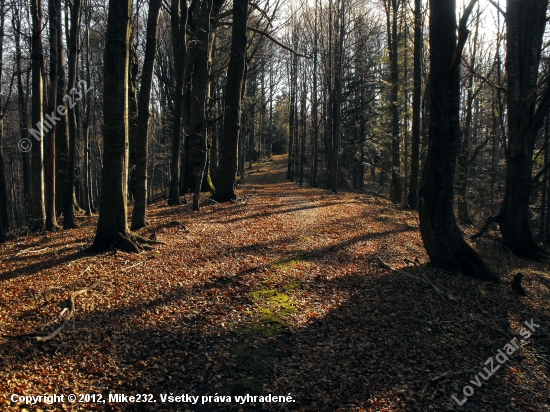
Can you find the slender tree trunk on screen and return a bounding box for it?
[64,0,81,229]
[299,72,306,187]
[168,0,187,205]
[31,0,46,230]
[214,0,249,202]
[131,0,161,229]
[55,0,69,215]
[46,0,60,230]
[14,7,31,223]
[81,0,92,216]
[418,0,497,282]
[540,117,549,240]
[457,9,479,225]
[287,36,297,181]
[407,0,421,209]
[0,0,8,238]
[311,0,319,187]
[331,0,343,193]
[388,0,401,203]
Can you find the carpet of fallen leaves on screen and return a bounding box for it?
[1,155,550,412]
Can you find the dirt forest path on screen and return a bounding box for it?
[0,156,549,411]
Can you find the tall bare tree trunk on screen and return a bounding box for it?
[31,0,46,230]
[406,0,421,209]
[63,0,81,229]
[45,0,60,230]
[81,0,92,216]
[331,0,343,193]
[91,0,153,252]
[498,0,550,258]
[311,0,319,187]
[167,0,187,205]
[457,8,480,225]
[184,0,224,206]
[14,4,31,223]
[214,0,249,202]
[418,0,497,282]
[131,0,161,229]
[0,0,8,239]
[387,0,401,203]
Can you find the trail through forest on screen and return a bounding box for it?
[1,155,549,411]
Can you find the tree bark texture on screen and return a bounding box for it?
[91,0,141,252]
[418,0,498,282]
[499,0,549,257]
[131,0,161,229]
[31,0,46,230]
[214,0,249,202]
[63,0,81,229]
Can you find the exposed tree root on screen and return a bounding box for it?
[89,229,165,253]
[35,273,100,342]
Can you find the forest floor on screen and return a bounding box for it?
[1,155,550,411]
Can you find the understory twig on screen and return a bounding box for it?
[377,256,455,304]
[35,269,100,342]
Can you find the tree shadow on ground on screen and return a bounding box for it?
[2,256,548,412]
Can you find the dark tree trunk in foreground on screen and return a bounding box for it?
[406,0,421,210]
[214,0,249,202]
[91,0,154,252]
[498,0,549,258]
[418,0,498,282]
[131,0,161,229]
[31,0,46,230]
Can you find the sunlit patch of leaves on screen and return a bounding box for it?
[0,155,548,411]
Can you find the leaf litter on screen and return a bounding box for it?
[0,155,549,411]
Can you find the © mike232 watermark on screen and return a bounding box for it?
[18,80,93,153]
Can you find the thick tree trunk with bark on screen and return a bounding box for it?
[91,0,153,252]
[418,0,498,282]
[131,0,161,229]
[499,0,549,258]
[183,0,223,201]
[31,0,46,230]
[214,0,249,202]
